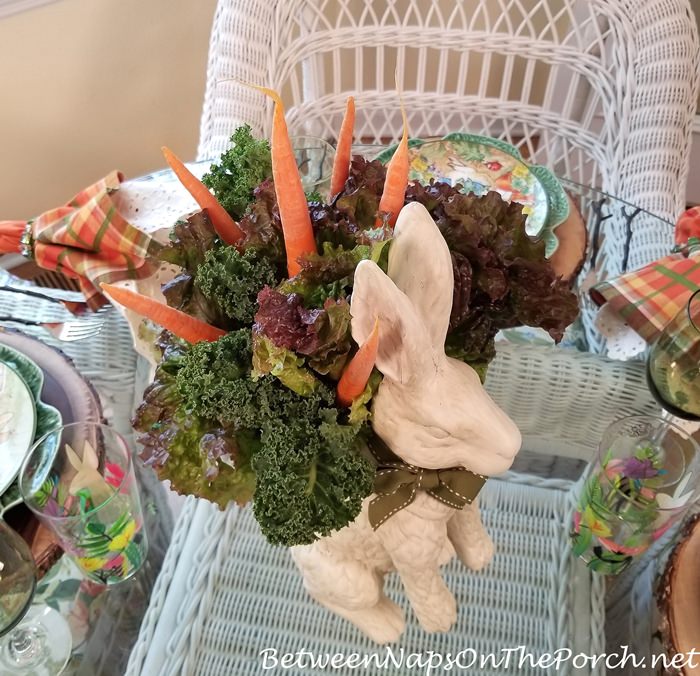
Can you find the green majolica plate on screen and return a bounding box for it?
[0,363,36,496]
[375,133,570,258]
[0,344,62,509]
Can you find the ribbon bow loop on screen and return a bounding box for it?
[367,437,487,530]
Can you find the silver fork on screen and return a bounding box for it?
[0,314,107,341]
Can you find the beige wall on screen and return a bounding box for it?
[0,0,217,219]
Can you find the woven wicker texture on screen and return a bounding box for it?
[126,476,605,676]
[487,342,660,462]
[198,0,699,231]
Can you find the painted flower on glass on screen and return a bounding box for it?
[108,519,137,551]
[621,457,658,480]
[580,505,612,537]
[77,556,108,573]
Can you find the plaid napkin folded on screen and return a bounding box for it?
[0,171,161,310]
[590,207,700,343]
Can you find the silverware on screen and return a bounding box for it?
[0,315,107,341]
[0,284,98,315]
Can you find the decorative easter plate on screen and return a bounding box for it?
[375,133,570,257]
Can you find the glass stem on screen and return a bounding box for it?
[5,625,46,668]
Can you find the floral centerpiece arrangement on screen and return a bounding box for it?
[105,91,579,640]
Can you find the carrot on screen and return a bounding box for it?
[329,96,355,197]
[376,100,409,229]
[337,318,380,407]
[161,146,243,246]
[100,283,226,344]
[246,85,317,277]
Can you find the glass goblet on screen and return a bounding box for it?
[292,135,335,195]
[0,520,71,675]
[646,288,700,420]
[570,414,700,574]
[19,422,148,586]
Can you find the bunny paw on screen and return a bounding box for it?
[460,537,495,571]
[415,589,457,633]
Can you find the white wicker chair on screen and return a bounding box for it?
[198,0,699,229]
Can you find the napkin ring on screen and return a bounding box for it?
[19,221,34,259]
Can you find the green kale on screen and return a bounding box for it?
[195,246,281,326]
[176,330,258,429]
[202,125,272,220]
[167,332,375,544]
[253,408,375,546]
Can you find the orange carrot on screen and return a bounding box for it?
[376,101,409,228]
[247,85,317,277]
[329,96,355,197]
[161,146,243,246]
[337,318,380,407]
[100,283,226,344]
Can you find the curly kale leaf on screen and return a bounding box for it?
[253,409,375,546]
[175,330,260,429]
[202,125,272,220]
[195,246,281,326]
[159,332,375,544]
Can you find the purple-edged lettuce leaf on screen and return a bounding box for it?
[254,288,353,379]
[158,211,219,271]
[404,180,579,358]
[279,241,390,308]
[132,337,256,508]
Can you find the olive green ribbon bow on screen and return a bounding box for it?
[367,437,487,530]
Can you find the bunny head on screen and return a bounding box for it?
[350,202,521,476]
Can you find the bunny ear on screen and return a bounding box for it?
[387,202,453,350]
[350,260,434,384]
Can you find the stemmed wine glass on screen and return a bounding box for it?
[0,521,71,675]
[646,289,700,420]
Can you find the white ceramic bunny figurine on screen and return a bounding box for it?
[291,202,521,644]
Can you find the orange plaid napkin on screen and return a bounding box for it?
[0,171,161,310]
[590,207,700,343]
